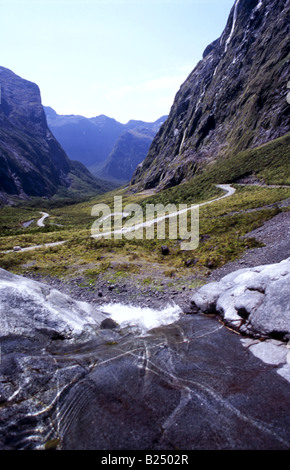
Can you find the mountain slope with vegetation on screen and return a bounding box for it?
[131,0,290,191]
[0,0,289,297]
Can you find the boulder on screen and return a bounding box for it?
[191,258,290,339]
[0,268,107,344]
[100,318,119,330]
[161,245,170,255]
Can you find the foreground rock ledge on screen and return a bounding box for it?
[1,266,290,450]
[0,267,108,344]
[191,257,290,340]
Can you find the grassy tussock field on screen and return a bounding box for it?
[0,133,289,286]
[0,183,289,287]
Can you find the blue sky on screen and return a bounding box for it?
[1,0,235,123]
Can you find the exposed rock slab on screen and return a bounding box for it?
[1,268,290,450]
[191,257,290,340]
[0,268,107,344]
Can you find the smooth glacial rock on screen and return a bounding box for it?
[250,275,290,338]
[248,340,289,366]
[234,291,264,319]
[0,268,107,344]
[191,258,290,339]
[1,267,290,451]
[189,281,222,314]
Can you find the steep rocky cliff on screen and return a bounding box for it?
[0,67,108,202]
[131,0,290,191]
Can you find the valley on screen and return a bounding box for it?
[44,107,167,185]
[0,176,289,312]
[0,0,289,452]
[0,179,289,450]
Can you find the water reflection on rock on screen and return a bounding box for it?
[2,311,290,450]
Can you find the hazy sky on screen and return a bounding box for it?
[1,0,235,123]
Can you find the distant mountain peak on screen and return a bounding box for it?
[45,107,168,184]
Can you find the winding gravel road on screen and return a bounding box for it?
[91,184,236,240]
[37,211,49,227]
[3,184,236,253]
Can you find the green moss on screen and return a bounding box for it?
[44,438,61,450]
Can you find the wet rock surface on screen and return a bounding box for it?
[1,267,290,450]
[59,316,290,451]
[191,257,290,340]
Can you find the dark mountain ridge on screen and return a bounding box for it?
[131,0,290,191]
[0,67,110,203]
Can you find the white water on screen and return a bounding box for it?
[224,0,240,53]
[102,303,183,335]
